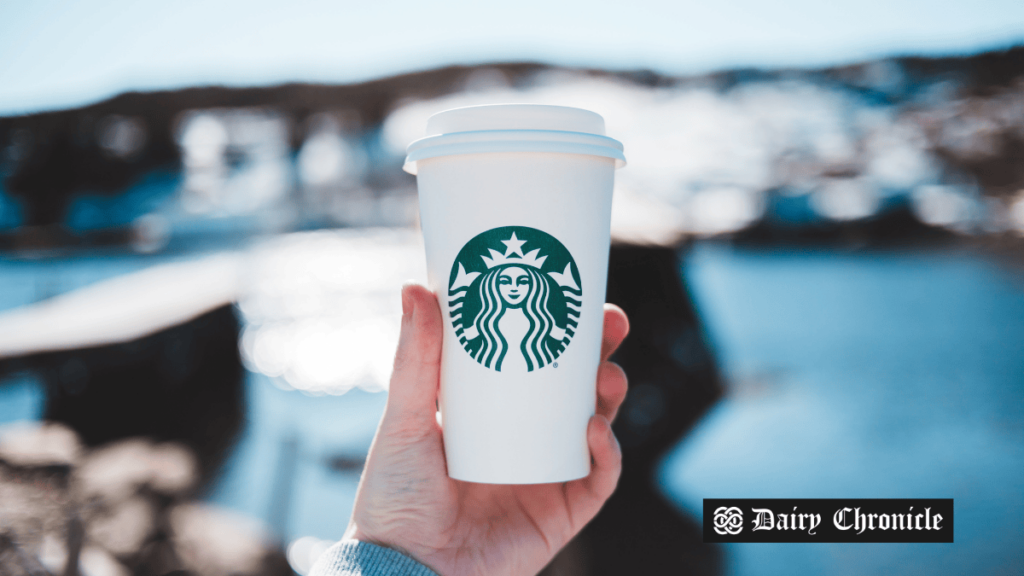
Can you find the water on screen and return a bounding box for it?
[0,372,45,423]
[0,251,211,310]
[204,374,385,542]
[661,245,1024,575]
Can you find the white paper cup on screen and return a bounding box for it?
[405,104,625,484]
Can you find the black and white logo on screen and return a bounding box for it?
[713,506,744,535]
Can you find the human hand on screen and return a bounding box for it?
[344,283,629,576]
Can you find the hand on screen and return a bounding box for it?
[344,283,630,576]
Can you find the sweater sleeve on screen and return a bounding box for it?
[309,540,439,576]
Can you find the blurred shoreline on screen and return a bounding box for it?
[3,45,1024,255]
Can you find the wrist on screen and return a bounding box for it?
[344,524,419,566]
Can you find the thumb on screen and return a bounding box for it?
[385,283,443,428]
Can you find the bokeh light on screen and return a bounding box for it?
[238,229,427,395]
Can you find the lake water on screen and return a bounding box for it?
[662,244,1024,575]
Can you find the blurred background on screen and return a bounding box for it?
[1,1,1023,575]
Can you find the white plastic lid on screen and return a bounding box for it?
[404,104,625,174]
[426,104,607,136]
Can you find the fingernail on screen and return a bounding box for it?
[401,284,414,318]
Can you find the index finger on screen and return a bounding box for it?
[600,304,629,362]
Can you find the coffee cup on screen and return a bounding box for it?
[406,104,625,484]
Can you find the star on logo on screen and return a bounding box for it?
[482,232,547,269]
[501,232,527,258]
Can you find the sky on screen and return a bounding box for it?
[1,0,1023,116]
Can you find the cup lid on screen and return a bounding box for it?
[426,104,607,136]
[404,104,625,174]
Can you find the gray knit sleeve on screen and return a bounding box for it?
[309,540,440,576]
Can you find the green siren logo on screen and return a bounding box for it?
[448,226,582,372]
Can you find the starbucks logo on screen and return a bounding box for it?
[448,226,582,372]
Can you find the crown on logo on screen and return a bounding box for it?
[481,232,548,269]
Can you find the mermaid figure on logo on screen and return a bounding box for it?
[449,231,581,372]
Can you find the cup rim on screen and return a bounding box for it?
[404,128,626,174]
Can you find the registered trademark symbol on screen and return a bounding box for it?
[553,362,558,368]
